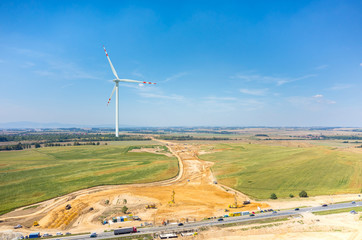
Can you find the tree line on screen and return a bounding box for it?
[0,133,150,142]
[155,135,231,141]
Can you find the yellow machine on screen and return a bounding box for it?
[33,221,39,226]
[229,192,250,208]
[146,204,156,209]
[168,190,175,205]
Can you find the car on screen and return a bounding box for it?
[352,201,356,204]
[217,218,224,221]
[260,210,264,213]
[294,208,300,211]
[65,232,71,235]
[42,233,52,237]
[252,212,255,214]
[350,210,357,214]
[14,224,22,229]
[56,232,63,236]
[249,214,255,217]
[273,211,277,214]
[90,232,97,238]
[322,204,328,207]
[178,223,184,226]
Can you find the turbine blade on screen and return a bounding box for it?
[103,46,119,79]
[107,85,116,106]
[119,79,157,84]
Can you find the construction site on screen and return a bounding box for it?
[1,139,362,240]
[0,140,268,234]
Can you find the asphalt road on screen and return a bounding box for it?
[42,200,361,240]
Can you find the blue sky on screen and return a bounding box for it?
[0,0,361,127]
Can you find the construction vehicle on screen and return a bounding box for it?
[65,204,71,210]
[168,190,175,205]
[229,192,250,208]
[146,204,156,209]
[228,192,239,208]
[33,221,39,226]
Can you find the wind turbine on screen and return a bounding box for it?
[103,46,156,137]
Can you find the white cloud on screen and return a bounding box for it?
[231,73,316,86]
[139,92,184,101]
[203,96,238,101]
[33,70,55,76]
[61,83,74,89]
[315,64,328,70]
[328,84,352,91]
[131,71,144,78]
[276,74,316,86]
[47,60,102,80]
[240,88,268,96]
[288,94,336,106]
[13,48,45,58]
[164,72,187,82]
[360,63,362,67]
[200,97,264,113]
[14,47,102,81]
[23,62,35,68]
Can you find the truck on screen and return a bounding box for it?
[28,232,40,239]
[114,227,137,235]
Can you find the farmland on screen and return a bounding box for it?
[0,144,178,215]
[199,143,362,199]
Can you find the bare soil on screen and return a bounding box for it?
[196,212,362,240]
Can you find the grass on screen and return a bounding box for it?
[23,204,39,210]
[313,206,362,215]
[45,232,90,239]
[218,216,291,228]
[199,143,362,199]
[0,144,178,215]
[99,234,153,240]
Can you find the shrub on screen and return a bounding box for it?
[270,193,278,199]
[122,205,128,214]
[299,190,308,198]
[289,194,294,198]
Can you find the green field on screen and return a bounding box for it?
[199,143,362,199]
[0,144,178,215]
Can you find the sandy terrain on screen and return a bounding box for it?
[195,212,362,240]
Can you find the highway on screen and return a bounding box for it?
[43,201,361,240]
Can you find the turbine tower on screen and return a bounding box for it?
[103,46,156,137]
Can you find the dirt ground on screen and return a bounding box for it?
[195,212,362,240]
[0,140,361,240]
